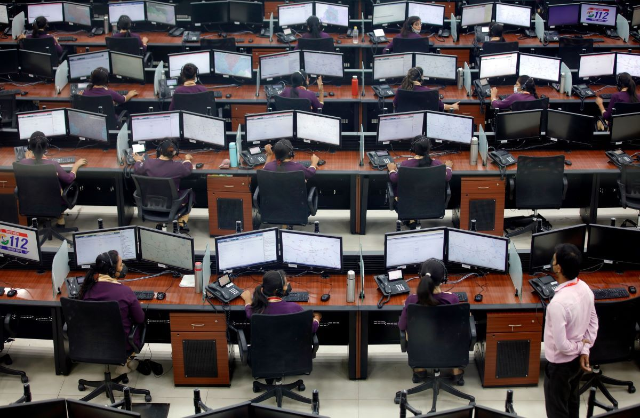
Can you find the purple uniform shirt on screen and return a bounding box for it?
[82,87,126,105]
[279,87,323,111]
[27,32,63,55]
[490,92,536,109]
[384,32,422,53]
[168,85,208,110]
[393,86,445,111]
[294,31,332,50]
[389,158,452,197]
[398,292,459,331]
[134,158,192,190]
[245,301,319,333]
[603,91,633,121]
[19,158,76,185]
[112,31,147,53]
[263,160,317,180]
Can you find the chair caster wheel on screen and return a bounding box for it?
[145,394,152,402]
[78,384,86,391]
[394,392,402,404]
[253,382,261,393]
[122,376,129,384]
[629,386,636,394]
[297,383,305,392]
[21,376,28,384]
[457,377,465,386]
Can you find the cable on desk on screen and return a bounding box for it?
[377,294,391,309]
[120,270,178,283]
[447,272,480,285]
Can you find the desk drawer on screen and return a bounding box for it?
[461,177,504,195]
[170,313,226,332]
[207,176,250,192]
[487,312,543,333]
[0,173,16,191]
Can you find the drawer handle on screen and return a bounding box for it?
[477,187,489,189]
[190,323,205,329]
[508,324,522,331]
[223,185,235,188]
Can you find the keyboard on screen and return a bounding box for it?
[212,90,222,98]
[134,291,155,300]
[453,292,468,303]
[592,288,630,300]
[315,92,328,98]
[52,157,75,164]
[499,94,509,100]
[58,36,77,42]
[591,38,604,43]
[1,89,22,96]
[235,38,245,42]
[298,160,312,167]
[116,90,129,96]
[283,292,309,302]
[600,93,612,99]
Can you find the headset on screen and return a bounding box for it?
[307,15,323,28]
[521,76,534,92]
[292,70,308,88]
[274,270,286,297]
[421,258,448,284]
[410,67,424,82]
[276,139,295,161]
[157,139,180,158]
[100,251,117,277]
[90,67,110,86]
[180,63,199,84]
[27,132,49,151]
[410,136,429,155]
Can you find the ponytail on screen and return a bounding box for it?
[517,75,538,99]
[618,73,638,103]
[628,78,638,103]
[79,266,97,299]
[28,131,48,164]
[32,16,48,38]
[78,250,119,299]
[117,15,132,37]
[412,135,433,167]
[416,258,447,306]
[306,16,322,39]
[400,67,423,91]
[290,70,307,99]
[250,284,269,314]
[416,274,439,306]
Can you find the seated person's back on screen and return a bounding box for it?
[490,75,538,109]
[295,15,332,50]
[81,66,138,105]
[596,72,639,125]
[168,63,208,110]
[113,15,148,53]
[393,67,459,112]
[20,16,63,55]
[263,138,319,180]
[279,70,324,112]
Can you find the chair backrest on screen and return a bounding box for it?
[71,94,117,130]
[171,91,217,116]
[480,41,519,56]
[619,164,640,208]
[406,303,471,369]
[393,37,431,53]
[396,165,448,220]
[132,175,179,211]
[612,102,640,115]
[12,162,68,217]
[510,97,549,111]
[589,298,640,364]
[200,37,237,52]
[21,37,58,67]
[256,170,310,225]
[0,91,17,127]
[515,155,565,209]
[273,95,312,112]
[60,298,129,365]
[106,36,142,56]
[395,89,439,112]
[297,37,335,52]
[249,310,314,378]
[558,37,593,69]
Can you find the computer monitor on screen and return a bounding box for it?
[419,406,474,418]
[138,227,194,272]
[110,51,144,82]
[108,1,145,23]
[616,52,640,78]
[530,224,586,274]
[377,111,424,143]
[546,110,594,143]
[518,53,561,83]
[315,2,349,27]
[280,230,342,270]
[67,109,109,142]
[213,50,252,79]
[296,111,341,147]
[474,405,522,418]
[611,112,640,143]
[130,111,181,142]
[168,50,212,78]
[373,53,413,80]
[633,6,640,28]
[407,3,444,27]
[259,51,301,80]
[461,3,493,27]
[18,49,53,78]
[591,404,640,418]
[372,2,406,26]
[64,2,92,27]
[447,229,508,272]
[547,4,580,28]
[0,4,8,25]
[146,1,176,26]
[578,52,615,78]
[580,3,617,27]
[414,53,457,80]
[215,228,279,273]
[182,111,226,148]
[384,228,446,269]
[479,52,518,79]
[303,51,343,78]
[495,110,542,142]
[17,109,66,140]
[278,3,313,27]
[68,50,110,81]
[73,227,138,267]
[245,111,294,142]
[66,399,140,417]
[28,2,64,23]
[0,221,41,263]
[587,224,640,265]
[229,1,264,25]
[425,111,473,145]
[190,1,229,24]
[0,49,19,75]
[495,4,530,28]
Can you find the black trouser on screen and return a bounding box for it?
[544,356,583,418]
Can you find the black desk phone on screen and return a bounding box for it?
[372,85,395,98]
[489,149,516,166]
[529,275,558,300]
[241,146,267,167]
[66,276,85,298]
[572,84,595,98]
[276,29,296,43]
[367,150,393,169]
[367,30,388,44]
[375,270,410,297]
[606,150,634,167]
[14,146,26,162]
[158,78,178,99]
[474,79,491,98]
[206,274,242,303]
[182,31,201,42]
[70,83,89,96]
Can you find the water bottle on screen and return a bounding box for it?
[194,262,203,294]
[352,26,359,44]
[347,270,356,303]
[469,137,478,165]
[229,142,238,167]
[457,68,463,90]
[103,16,109,34]
[351,76,358,98]
[559,71,566,95]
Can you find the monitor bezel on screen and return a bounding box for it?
[610,112,640,144]
[181,110,227,148]
[578,52,616,79]
[414,52,458,81]
[108,0,147,23]
[495,109,543,142]
[295,110,342,148]
[259,50,301,81]
[579,2,617,28]
[529,224,587,274]
[214,227,280,273]
[167,50,213,78]
[137,226,195,273]
[190,0,230,24]
[633,5,640,28]
[425,110,474,145]
[0,221,42,264]
[244,110,295,143]
[229,0,264,25]
[278,2,314,27]
[279,229,343,271]
[17,108,67,140]
[461,2,494,28]
[27,2,64,23]
[373,52,413,81]
[518,52,562,83]
[377,110,426,143]
[66,108,109,142]
[145,0,177,26]
[479,51,519,80]
[130,110,182,142]
[406,2,445,27]
[546,109,595,143]
[67,50,111,82]
[587,224,640,265]
[384,227,447,270]
[213,49,253,79]
[302,50,344,78]
[547,3,581,29]
[72,226,140,267]
[446,228,509,273]
[109,50,145,83]
[314,2,350,28]
[63,2,93,27]
[18,49,54,79]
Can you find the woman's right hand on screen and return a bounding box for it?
[73,158,88,169]
[142,36,149,45]
[445,160,453,168]
[264,144,273,156]
[241,290,252,304]
[126,90,139,101]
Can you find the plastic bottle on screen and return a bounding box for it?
[351,76,358,98]
[194,262,203,294]
[352,26,359,44]
[347,270,355,303]
[229,142,238,167]
[469,137,478,165]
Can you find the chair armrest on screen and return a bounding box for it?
[317,108,322,114]
[252,186,260,210]
[4,313,16,338]
[237,329,248,366]
[312,334,319,359]
[177,189,195,213]
[562,175,568,200]
[386,182,395,210]
[143,52,153,68]
[617,180,627,207]
[399,328,407,353]
[307,186,318,216]
[469,314,477,350]
[62,181,79,209]
[444,182,451,208]
[509,177,515,201]
[116,110,128,130]
[58,50,68,64]
[129,321,147,354]
[62,323,68,340]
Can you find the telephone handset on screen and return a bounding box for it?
[572,84,595,98]
[158,78,178,99]
[374,272,409,297]
[367,150,393,169]
[206,274,242,303]
[276,28,296,43]
[66,276,85,298]
[241,146,267,167]
[606,149,634,167]
[489,149,516,167]
[14,146,27,162]
[474,78,491,98]
[529,275,558,300]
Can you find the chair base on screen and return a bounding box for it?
[0,354,28,383]
[78,366,151,404]
[579,367,636,409]
[620,213,640,229]
[251,379,316,410]
[504,213,551,238]
[394,370,475,415]
[38,219,78,246]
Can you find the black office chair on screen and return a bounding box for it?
[20,37,67,67]
[479,41,519,56]
[105,37,153,67]
[0,313,28,384]
[12,162,79,245]
[253,170,318,228]
[395,303,476,415]
[387,165,451,225]
[558,37,594,70]
[579,298,638,408]
[71,94,128,131]
[0,397,143,416]
[131,175,194,226]
[60,298,152,404]
[586,387,615,418]
[617,164,640,228]
[237,310,319,411]
[171,91,217,116]
[272,95,312,112]
[504,155,567,237]
[612,102,640,115]
[0,91,17,128]
[200,37,237,52]
[395,89,440,113]
[393,37,432,53]
[297,37,335,52]
[190,389,322,417]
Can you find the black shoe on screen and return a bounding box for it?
[412,370,427,383]
[179,222,190,232]
[148,360,164,376]
[136,359,152,376]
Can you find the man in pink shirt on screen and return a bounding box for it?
[544,243,598,418]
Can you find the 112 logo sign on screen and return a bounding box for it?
[0,229,30,255]
[585,7,611,23]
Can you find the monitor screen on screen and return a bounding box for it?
[373,53,413,80]
[146,1,176,25]
[246,111,294,142]
[587,224,640,265]
[578,53,615,78]
[407,3,444,27]
[108,1,145,23]
[0,4,8,25]
[518,53,561,82]
[213,50,252,79]
[474,405,521,418]
[296,111,340,146]
[633,6,640,28]
[278,3,313,27]
[426,111,473,145]
[530,224,586,273]
[616,53,640,78]
[168,51,212,78]
[190,1,229,24]
[373,2,407,26]
[229,1,264,25]
[495,4,530,28]
[385,228,446,269]
[0,221,41,262]
[461,3,493,27]
[64,2,92,27]
[215,228,279,273]
[414,53,457,80]
[17,109,66,140]
[580,3,617,27]
[0,49,19,75]
[303,51,343,77]
[496,110,542,142]
[131,112,181,142]
[447,229,508,272]
[73,227,138,266]
[479,52,518,79]
[28,2,64,23]
[110,51,144,82]
[18,49,53,78]
[611,112,640,143]
[68,50,110,80]
[67,109,109,142]
[548,4,580,27]
[138,227,194,271]
[546,110,594,143]
[315,2,349,27]
[259,51,301,80]
[280,230,342,270]
[378,111,424,143]
[182,111,226,147]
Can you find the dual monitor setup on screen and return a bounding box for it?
[372,2,445,27]
[167,49,252,80]
[17,108,108,142]
[0,48,58,79]
[373,52,457,82]
[26,2,93,28]
[378,110,473,145]
[68,49,144,83]
[546,2,619,30]
[461,3,532,29]
[260,50,344,81]
[578,51,640,79]
[245,110,341,147]
[130,111,226,147]
[278,2,349,28]
[479,52,561,83]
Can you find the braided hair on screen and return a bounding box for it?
[28,131,49,164]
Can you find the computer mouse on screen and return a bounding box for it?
[196,163,204,169]
[439,94,444,100]
[20,91,28,96]
[0,287,4,296]
[321,294,330,302]
[336,39,341,44]
[474,294,483,302]
[329,92,335,96]
[629,286,637,294]
[226,93,232,98]
[317,159,326,166]
[156,292,166,300]
[7,289,17,297]
[565,160,572,166]
[248,38,253,43]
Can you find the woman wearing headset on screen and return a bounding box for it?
[279,70,324,112]
[17,16,63,55]
[393,67,460,112]
[490,75,538,109]
[384,16,423,53]
[82,67,138,104]
[596,72,638,127]
[168,63,207,110]
[486,23,505,43]
[113,15,148,53]
[294,15,332,50]
[263,138,319,180]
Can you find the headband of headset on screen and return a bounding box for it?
[421,258,448,284]
[275,270,286,297]
[100,251,118,277]
[28,132,48,151]
[521,76,534,90]
[157,139,179,158]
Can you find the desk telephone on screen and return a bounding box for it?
[182,31,201,42]
[544,31,560,43]
[241,146,267,167]
[474,79,491,98]
[367,150,393,169]
[529,275,558,300]
[367,29,388,44]
[158,78,178,99]
[276,29,296,43]
[206,274,242,303]
[372,85,395,98]
[572,84,595,98]
[489,150,516,166]
[70,83,89,96]
[606,150,635,167]
[375,270,410,297]
[66,276,85,298]
[14,146,26,162]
